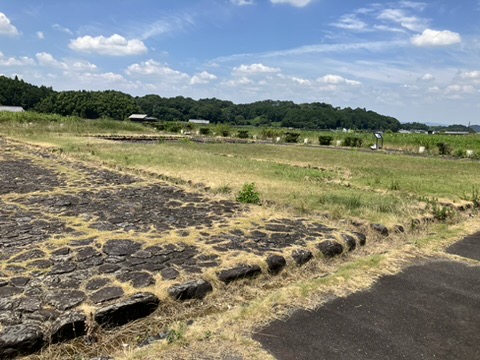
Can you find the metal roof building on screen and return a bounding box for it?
[0,106,25,112]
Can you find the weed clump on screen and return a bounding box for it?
[236,183,261,204]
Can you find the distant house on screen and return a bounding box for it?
[0,106,24,113]
[188,119,210,125]
[398,130,411,134]
[128,114,148,121]
[128,114,158,122]
[443,131,470,136]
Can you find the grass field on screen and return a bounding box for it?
[2,114,480,359]
[1,114,479,227]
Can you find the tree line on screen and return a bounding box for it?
[0,75,402,131]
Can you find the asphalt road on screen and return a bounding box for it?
[254,233,480,360]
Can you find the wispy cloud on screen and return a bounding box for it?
[140,15,195,40]
[332,15,368,31]
[231,0,254,6]
[270,0,312,7]
[332,1,429,34]
[52,24,73,35]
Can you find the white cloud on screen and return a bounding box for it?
[411,29,461,47]
[233,63,281,74]
[0,13,19,36]
[444,84,476,94]
[69,34,148,56]
[0,52,34,66]
[190,71,217,85]
[318,74,362,86]
[225,76,254,86]
[36,52,67,69]
[126,60,189,81]
[70,60,98,72]
[52,24,73,35]
[459,71,480,80]
[270,0,312,7]
[420,73,435,82]
[231,0,254,5]
[37,31,45,40]
[36,52,97,72]
[291,76,311,86]
[333,15,368,31]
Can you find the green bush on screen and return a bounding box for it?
[437,142,451,155]
[199,127,210,135]
[164,122,182,133]
[284,132,300,143]
[343,136,363,147]
[215,124,231,137]
[318,135,333,146]
[237,130,249,139]
[260,128,283,139]
[236,183,260,204]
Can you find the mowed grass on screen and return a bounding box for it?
[4,120,479,226]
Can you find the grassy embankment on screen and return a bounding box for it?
[1,113,479,359]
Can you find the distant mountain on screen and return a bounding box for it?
[470,124,480,133]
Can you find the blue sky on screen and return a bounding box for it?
[1,0,479,125]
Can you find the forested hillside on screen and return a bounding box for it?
[0,75,401,131]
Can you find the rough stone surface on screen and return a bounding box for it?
[317,240,344,258]
[0,324,44,358]
[168,280,213,300]
[371,223,389,237]
[90,287,125,304]
[292,249,314,266]
[94,293,160,328]
[353,232,367,246]
[218,265,262,284]
[266,255,287,275]
[50,312,87,343]
[342,234,357,252]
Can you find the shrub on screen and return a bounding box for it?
[343,136,363,147]
[260,128,283,139]
[436,142,451,155]
[284,132,300,143]
[215,124,231,137]
[164,122,182,133]
[236,183,260,204]
[199,127,210,135]
[453,148,466,158]
[318,135,333,146]
[237,130,249,139]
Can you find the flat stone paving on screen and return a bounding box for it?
[254,258,480,360]
[0,138,366,357]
